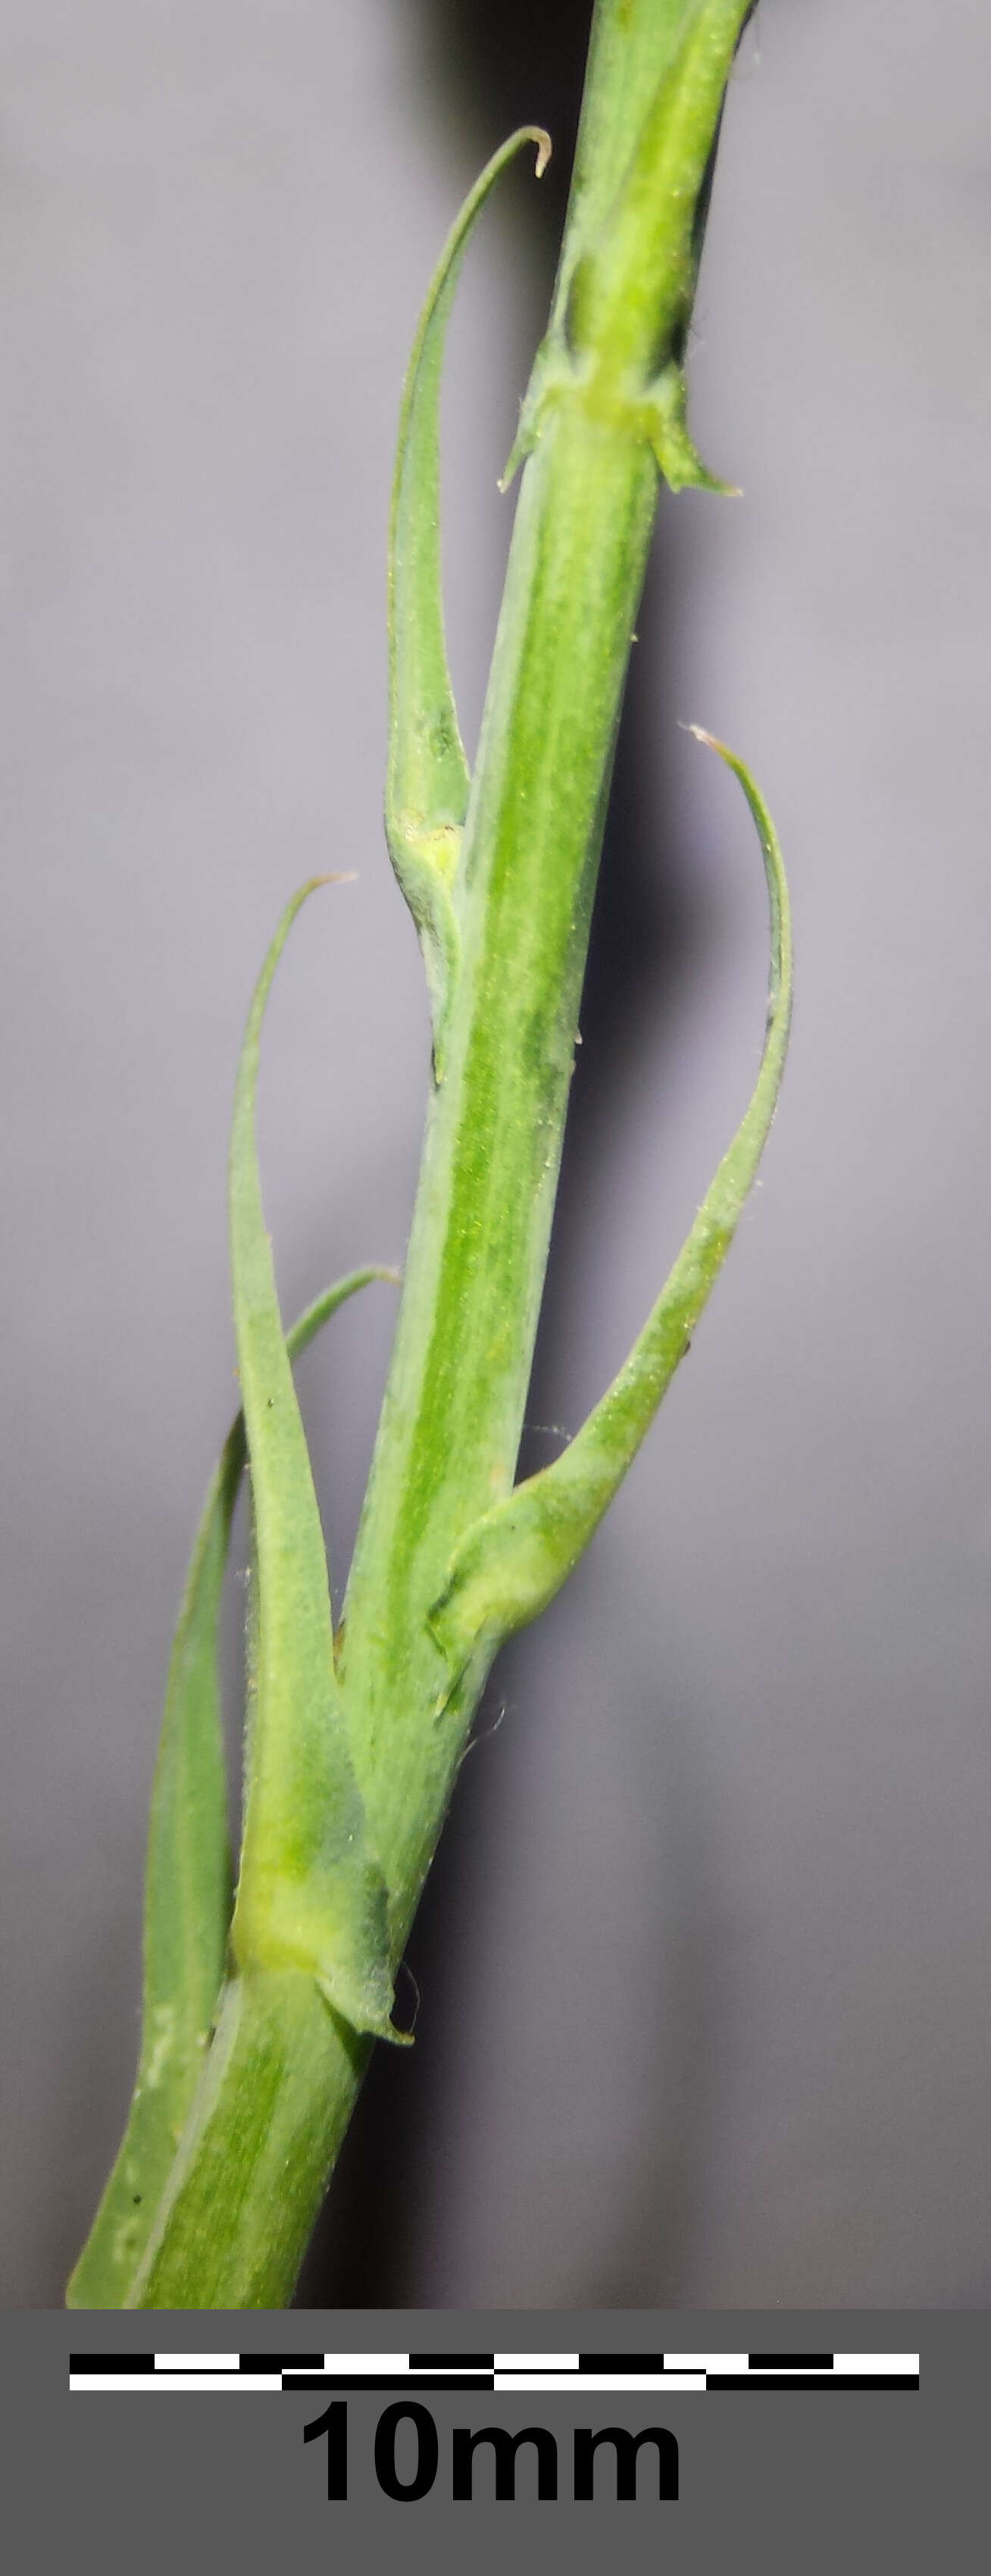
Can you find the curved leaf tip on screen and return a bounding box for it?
[386,124,552,1075]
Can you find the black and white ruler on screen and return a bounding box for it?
[70,2349,919,2395]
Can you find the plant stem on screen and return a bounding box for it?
[127,0,755,2308]
[342,405,658,1909]
[134,1973,367,2309]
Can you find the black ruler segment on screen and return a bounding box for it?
[749,2353,833,2371]
[70,2354,155,2374]
[408,2353,495,2371]
[289,2374,496,2395]
[579,2352,665,2374]
[239,2354,324,2374]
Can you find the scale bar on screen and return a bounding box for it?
[69,2347,921,2398]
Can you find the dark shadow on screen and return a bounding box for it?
[299,0,718,2308]
[414,0,593,239]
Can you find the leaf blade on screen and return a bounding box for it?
[228,884,408,2044]
[65,1263,399,2308]
[387,124,550,1064]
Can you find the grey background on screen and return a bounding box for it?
[3,0,989,2308]
[20,2311,982,2572]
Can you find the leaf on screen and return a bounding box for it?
[428,734,792,1684]
[387,124,550,1071]
[65,1263,398,2308]
[227,882,410,2042]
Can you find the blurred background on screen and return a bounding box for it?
[3,0,990,2309]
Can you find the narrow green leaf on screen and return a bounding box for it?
[228,882,409,2042]
[387,124,550,1069]
[428,734,792,1682]
[65,1263,398,2308]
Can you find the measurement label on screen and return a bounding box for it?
[67,2349,920,2508]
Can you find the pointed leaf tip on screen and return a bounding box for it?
[229,887,401,2042]
[387,125,553,1069]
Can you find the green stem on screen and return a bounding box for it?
[130,1973,367,2309]
[342,402,658,1912]
[128,0,756,2308]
